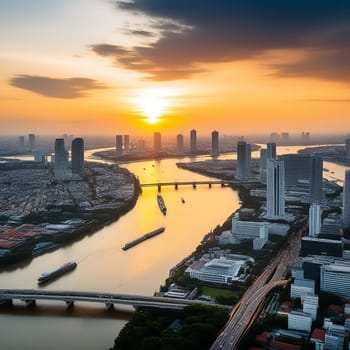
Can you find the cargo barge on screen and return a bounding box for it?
[38,261,77,285]
[157,194,167,215]
[122,227,165,250]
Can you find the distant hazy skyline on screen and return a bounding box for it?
[1,0,350,135]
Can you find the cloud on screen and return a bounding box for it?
[9,75,108,98]
[89,0,350,81]
[128,30,156,37]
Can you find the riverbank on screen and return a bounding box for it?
[298,144,350,167]
[0,162,141,269]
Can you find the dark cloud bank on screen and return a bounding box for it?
[90,0,350,81]
[9,75,107,98]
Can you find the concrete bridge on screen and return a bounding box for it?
[141,180,231,191]
[0,289,231,311]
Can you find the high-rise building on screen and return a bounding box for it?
[309,202,322,237]
[71,138,84,175]
[321,264,350,299]
[346,139,350,160]
[310,153,323,202]
[137,139,145,152]
[154,132,161,152]
[279,154,310,186]
[343,170,350,230]
[190,129,197,154]
[237,141,251,181]
[281,132,289,144]
[115,135,123,154]
[176,134,184,156]
[266,159,285,220]
[124,135,130,153]
[301,237,343,257]
[28,133,35,152]
[54,138,68,178]
[211,130,219,156]
[301,132,311,144]
[266,142,276,161]
[18,136,25,152]
[260,149,267,184]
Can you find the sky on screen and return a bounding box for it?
[1,0,350,137]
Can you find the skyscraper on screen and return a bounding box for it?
[190,129,197,154]
[279,154,311,186]
[267,159,285,220]
[267,142,277,161]
[211,130,219,156]
[28,133,35,152]
[310,153,323,202]
[54,138,68,178]
[346,139,350,160]
[115,135,123,154]
[309,202,321,237]
[237,141,250,181]
[71,138,84,176]
[154,132,161,152]
[176,134,184,156]
[260,149,267,184]
[18,136,25,152]
[343,170,350,230]
[124,135,130,153]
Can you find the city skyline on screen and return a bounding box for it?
[1,1,350,135]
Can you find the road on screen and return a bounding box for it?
[210,219,306,350]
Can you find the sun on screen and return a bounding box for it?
[142,95,165,124]
[134,89,170,124]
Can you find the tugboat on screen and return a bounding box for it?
[157,194,167,215]
[181,197,185,204]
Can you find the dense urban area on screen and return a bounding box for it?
[1,132,350,350]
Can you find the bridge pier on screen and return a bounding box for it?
[65,300,74,309]
[23,299,36,307]
[175,183,178,190]
[157,184,161,192]
[105,303,114,310]
[221,182,225,187]
[208,182,212,188]
[0,299,12,306]
[192,183,196,189]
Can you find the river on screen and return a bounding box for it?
[0,145,348,350]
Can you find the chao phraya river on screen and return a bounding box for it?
[0,145,348,349]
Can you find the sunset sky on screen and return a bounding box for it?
[1,0,350,136]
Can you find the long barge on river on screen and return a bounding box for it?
[37,261,77,285]
[122,227,165,250]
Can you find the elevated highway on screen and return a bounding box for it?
[210,219,306,350]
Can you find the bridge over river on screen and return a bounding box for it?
[0,289,231,311]
[141,180,232,191]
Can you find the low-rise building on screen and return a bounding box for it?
[288,311,312,333]
[321,264,350,299]
[302,295,319,320]
[290,279,315,299]
[185,255,253,285]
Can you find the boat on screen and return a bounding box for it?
[181,197,185,204]
[122,227,165,250]
[157,194,167,215]
[38,261,77,285]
